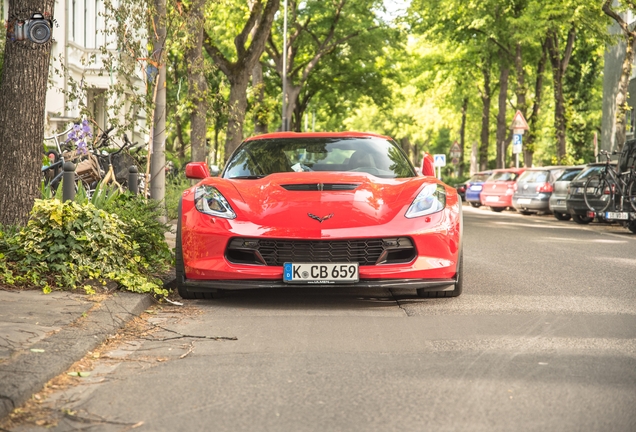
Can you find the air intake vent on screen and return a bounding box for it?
[281,183,360,191]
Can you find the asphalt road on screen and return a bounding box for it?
[9,207,636,432]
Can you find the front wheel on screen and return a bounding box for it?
[572,214,593,225]
[417,253,463,298]
[583,175,612,213]
[553,212,571,221]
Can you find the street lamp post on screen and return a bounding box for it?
[281,0,288,132]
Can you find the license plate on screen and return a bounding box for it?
[575,187,584,194]
[556,200,563,205]
[283,263,359,284]
[605,212,629,220]
[485,196,499,202]
[470,185,482,191]
[517,198,532,205]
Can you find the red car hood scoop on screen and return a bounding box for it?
[280,183,360,191]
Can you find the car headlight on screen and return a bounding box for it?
[194,185,236,219]
[405,184,446,218]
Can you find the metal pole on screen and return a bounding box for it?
[63,162,76,202]
[282,0,288,131]
[128,165,139,195]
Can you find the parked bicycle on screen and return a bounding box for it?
[583,149,636,214]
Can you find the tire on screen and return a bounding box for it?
[519,210,533,216]
[470,202,481,208]
[417,253,463,298]
[174,200,223,300]
[583,174,612,213]
[628,180,636,212]
[572,213,593,225]
[490,206,505,212]
[553,212,571,221]
[627,220,636,234]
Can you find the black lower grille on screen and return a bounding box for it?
[226,238,415,266]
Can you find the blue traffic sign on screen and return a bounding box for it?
[434,154,446,167]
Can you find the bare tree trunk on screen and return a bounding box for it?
[546,27,576,162]
[496,66,510,168]
[479,63,491,171]
[0,0,55,225]
[185,0,208,162]
[524,40,547,168]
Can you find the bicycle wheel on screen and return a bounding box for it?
[583,174,613,213]
[627,178,636,212]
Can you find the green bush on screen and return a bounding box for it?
[0,199,170,297]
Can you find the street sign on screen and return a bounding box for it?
[449,141,461,158]
[510,110,529,131]
[452,157,460,165]
[512,133,522,154]
[433,154,446,167]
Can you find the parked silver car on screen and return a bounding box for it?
[548,166,586,221]
[512,166,567,215]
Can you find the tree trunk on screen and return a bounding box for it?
[225,74,250,159]
[459,97,468,177]
[150,0,166,205]
[479,63,491,171]
[203,0,280,162]
[546,27,576,162]
[0,0,55,226]
[602,0,636,153]
[185,0,208,162]
[252,62,268,134]
[175,113,186,160]
[524,40,547,168]
[496,66,510,168]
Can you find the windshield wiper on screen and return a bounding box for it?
[229,175,266,179]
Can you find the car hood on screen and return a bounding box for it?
[209,172,431,230]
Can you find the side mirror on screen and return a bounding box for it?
[185,162,210,179]
[210,165,220,177]
[421,152,435,177]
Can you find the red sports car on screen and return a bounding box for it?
[175,132,463,299]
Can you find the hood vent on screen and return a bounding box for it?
[281,183,360,191]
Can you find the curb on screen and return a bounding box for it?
[0,292,154,420]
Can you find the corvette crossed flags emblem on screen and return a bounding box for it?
[308,213,334,223]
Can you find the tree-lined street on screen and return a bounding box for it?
[3,208,634,431]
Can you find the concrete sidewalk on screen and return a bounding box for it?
[0,289,154,420]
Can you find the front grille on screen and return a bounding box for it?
[226,237,415,266]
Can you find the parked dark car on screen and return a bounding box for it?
[549,166,585,221]
[480,168,526,212]
[566,162,617,224]
[465,171,493,207]
[512,166,566,215]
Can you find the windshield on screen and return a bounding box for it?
[223,137,416,179]
[556,169,583,182]
[518,170,549,183]
[489,171,519,182]
[470,173,491,182]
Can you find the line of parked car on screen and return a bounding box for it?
[456,140,636,234]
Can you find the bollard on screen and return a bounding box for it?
[62,161,76,202]
[128,165,138,195]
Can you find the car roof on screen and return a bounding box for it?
[244,131,393,141]
[489,168,525,173]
